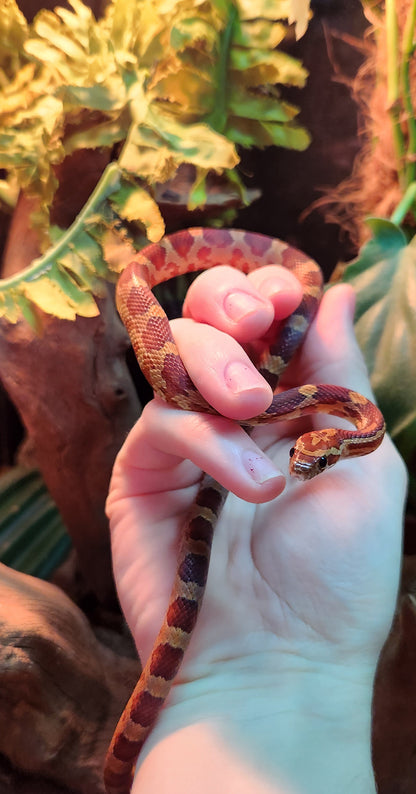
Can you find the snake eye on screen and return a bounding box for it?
[318,456,327,470]
[289,447,295,458]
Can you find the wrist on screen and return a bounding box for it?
[133,651,377,794]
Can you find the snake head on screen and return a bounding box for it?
[289,433,341,480]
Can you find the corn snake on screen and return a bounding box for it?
[104,227,385,793]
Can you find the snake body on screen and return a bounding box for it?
[104,228,385,793]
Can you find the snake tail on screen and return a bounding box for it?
[103,476,227,794]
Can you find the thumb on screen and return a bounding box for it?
[298,284,374,398]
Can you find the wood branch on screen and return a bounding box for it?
[0,292,140,603]
[373,556,416,794]
[0,563,139,793]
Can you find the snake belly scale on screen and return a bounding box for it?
[104,228,385,793]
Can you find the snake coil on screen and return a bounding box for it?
[104,228,385,793]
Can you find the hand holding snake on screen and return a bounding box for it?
[104,230,403,793]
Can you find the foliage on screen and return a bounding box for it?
[0,466,71,580]
[341,217,416,494]
[0,0,311,325]
[354,0,416,225]
[0,164,143,325]
[336,2,416,503]
[379,0,416,193]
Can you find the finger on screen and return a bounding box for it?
[182,265,302,343]
[170,317,273,420]
[295,284,374,397]
[247,265,303,319]
[110,398,286,504]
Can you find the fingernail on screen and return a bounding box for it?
[242,449,284,485]
[224,360,264,395]
[224,291,268,322]
[256,275,292,299]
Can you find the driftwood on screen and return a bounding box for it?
[0,296,140,604]
[372,556,416,794]
[0,563,139,793]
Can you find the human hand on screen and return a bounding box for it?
[107,262,406,793]
[108,265,404,672]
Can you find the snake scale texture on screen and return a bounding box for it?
[104,228,385,793]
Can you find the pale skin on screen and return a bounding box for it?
[107,264,407,794]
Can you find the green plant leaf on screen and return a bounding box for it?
[0,0,28,74]
[21,271,100,320]
[228,84,299,122]
[109,179,165,242]
[0,0,312,325]
[1,0,311,239]
[226,117,310,150]
[0,163,133,325]
[342,219,416,465]
[0,466,71,580]
[288,0,311,39]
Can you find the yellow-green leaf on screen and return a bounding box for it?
[0,0,28,72]
[110,181,165,242]
[342,219,416,466]
[289,0,311,39]
[0,0,311,325]
[21,274,99,320]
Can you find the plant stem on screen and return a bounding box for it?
[390,181,416,225]
[206,1,237,134]
[386,0,400,103]
[401,0,416,185]
[385,0,407,186]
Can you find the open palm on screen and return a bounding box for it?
[107,267,405,685]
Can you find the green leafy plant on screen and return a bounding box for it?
[0,0,311,325]
[342,218,416,469]
[339,1,416,500]
[384,0,416,191]
[0,466,71,579]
